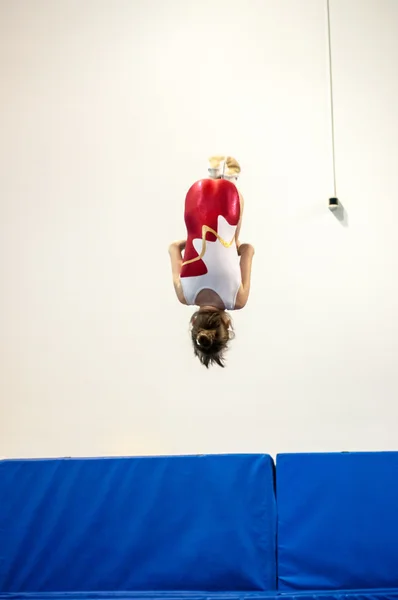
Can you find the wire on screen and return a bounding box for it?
[327,0,337,198]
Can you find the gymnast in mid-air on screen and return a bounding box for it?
[168,156,255,368]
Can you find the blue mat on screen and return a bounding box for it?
[277,452,398,590]
[0,454,276,593]
[1,590,398,600]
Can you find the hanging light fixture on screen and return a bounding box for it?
[327,0,340,213]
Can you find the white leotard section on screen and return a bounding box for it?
[180,215,241,310]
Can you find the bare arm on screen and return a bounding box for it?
[235,243,255,309]
[168,240,187,305]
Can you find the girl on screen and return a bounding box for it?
[169,156,255,368]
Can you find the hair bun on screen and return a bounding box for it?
[197,331,213,349]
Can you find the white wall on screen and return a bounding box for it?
[1,0,397,458]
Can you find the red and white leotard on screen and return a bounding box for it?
[180,178,242,310]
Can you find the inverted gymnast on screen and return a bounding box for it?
[168,156,255,368]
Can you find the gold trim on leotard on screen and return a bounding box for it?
[181,225,236,267]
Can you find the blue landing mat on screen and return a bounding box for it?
[1,590,398,600]
[0,454,276,592]
[277,452,398,590]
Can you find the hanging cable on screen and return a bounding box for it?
[327,0,337,198]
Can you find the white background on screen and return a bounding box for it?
[1,0,397,458]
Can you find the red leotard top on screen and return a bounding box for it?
[180,178,242,310]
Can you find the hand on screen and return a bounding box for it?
[169,240,186,253]
[237,242,255,257]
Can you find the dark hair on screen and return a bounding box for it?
[190,309,234,368]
